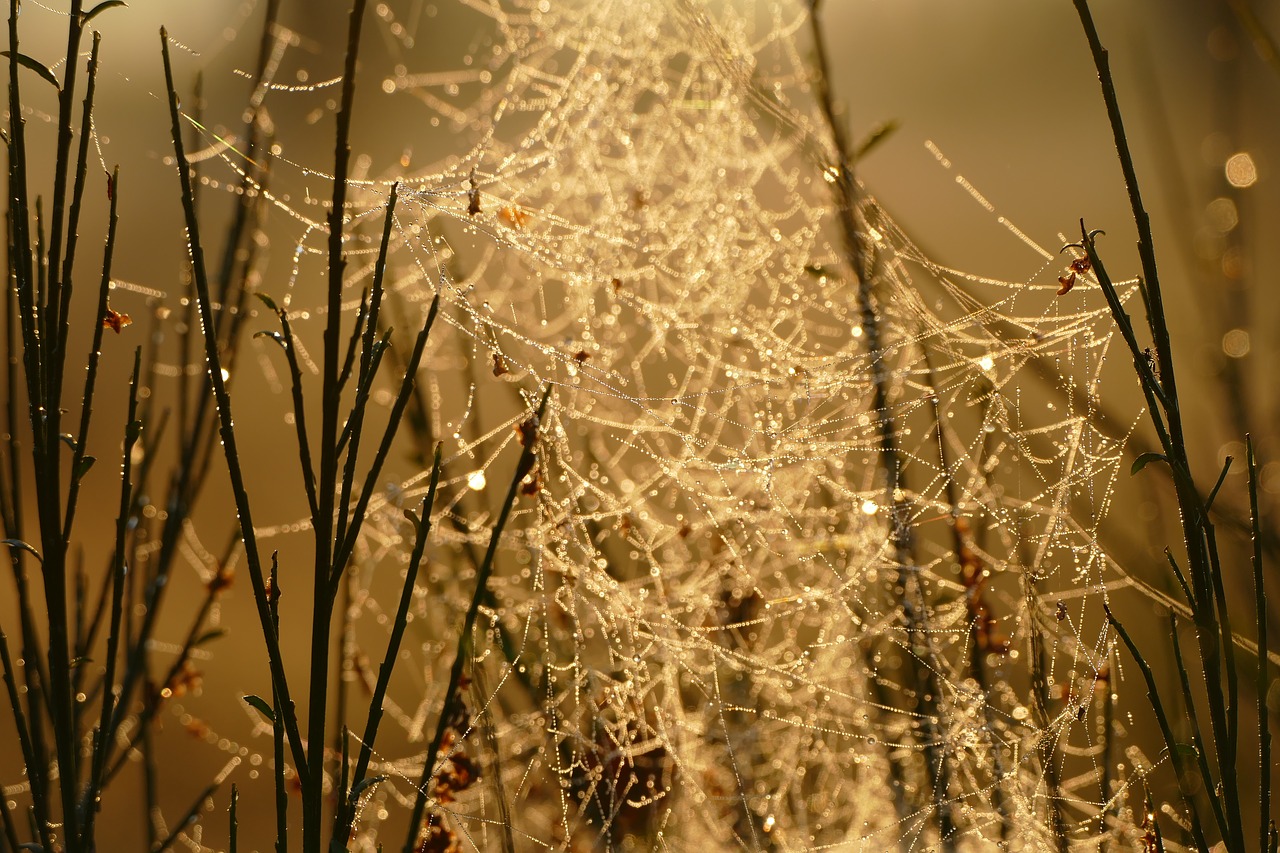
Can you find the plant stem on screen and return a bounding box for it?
[159,24,307,776]
[403,386,551,853]
[270,553,288,853]
[1072,0,1249,835]
[80,347,141,844]
[0,629,54,853]
[1248,436,1272,853]
[308,6,368,847]
[336,445,442,844]
[228,784,238,853]
[1105,604,1211,852]
[807,4,957,845]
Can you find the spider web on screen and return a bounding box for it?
[105,0,1160,849]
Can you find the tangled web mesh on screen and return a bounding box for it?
[143,0,1155,848]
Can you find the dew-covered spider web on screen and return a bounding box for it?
[90,0,1167,848]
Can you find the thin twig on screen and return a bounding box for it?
[403,386,551,853]
[922,346,1011,840]
[329,292,441,594]
[81,347,141,844]
[334,183,399,554]
[1248,436,1271,853]
[0,629,54,852]
[336,445,442,844]
[1169,616,1229,838]
[160,26,307,775]
[270,552,288,853]
[229,784,238,853]
[308,7,368,846]
[151,783,218,853]
[807,4,957,844]
[1104,604,1211,852]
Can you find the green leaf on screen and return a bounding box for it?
[1,51,60,90]
[1,539,42,563]
[403,509,421,535]
[193,629,225,648]
[81,0,127,25]
[1205,455,1233,511]
[1130,452,1168,476]
[69,656,93,668]
[75,455,97,480]
[254,291,280,313]
[242,694,275,725]
[349,774,388,800]
[853,119,900,161]
[59,433,78,451]
[253,330,287,349]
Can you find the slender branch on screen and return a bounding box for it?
[160,26,307,775]
[228,784,238,853]
[0,779,20,852]
[0,629,54,852]
[257,302,319,521]
[1072,4,1250,841]
[330,292,440,594]
[807,4,957,844]
[336,445,442,844]
[52,29,99,435]
[307,7,368,848]
[1104,604,1211,852]
[41,0,84,411]
[62,161,117,546]
[334,183,398,553]
[1169,617,1229,838]
[336,288,369,395]
[922,351,1010,841]
[81,347,141,844]
[1023,573,1070,851]
[151,783,218,853]
[403,386,550,853]
[270,553,288,853]
[1248,436,1272,853]
[1070,0,1173,400]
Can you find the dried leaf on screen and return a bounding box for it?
[102,307,132,334]
[497,205,529,229]
[467,169,481,216]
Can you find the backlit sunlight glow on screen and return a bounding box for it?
[31,0,1155,848]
